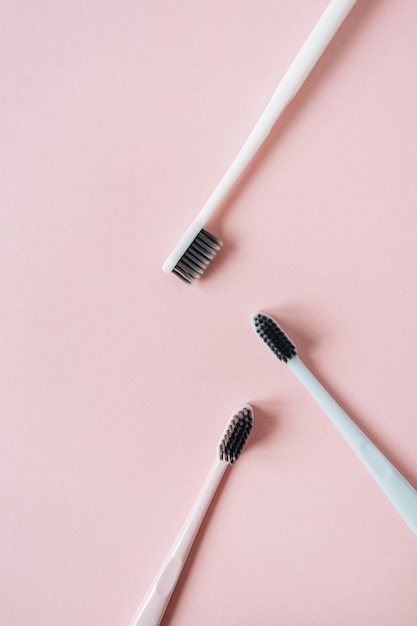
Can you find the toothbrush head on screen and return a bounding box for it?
[171,229,223,284]
[219,405,253,464]
[251,312,297,363]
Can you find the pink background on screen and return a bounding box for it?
[2,1,417,624]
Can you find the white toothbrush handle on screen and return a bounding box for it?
[195,0,358,225]
[129,459,227,626]
[163,0,358,273]
[289,357,417,535]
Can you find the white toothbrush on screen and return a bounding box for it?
[129,405,254,626]
[251,312,417,536]
[163,0,359,283]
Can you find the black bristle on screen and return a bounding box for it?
[252,313,297,362]
[173,229,222,284]
[219,407,253,464]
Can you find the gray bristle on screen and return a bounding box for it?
[252,313,297,363]
[219,407,253,464]
[172,229,222,284]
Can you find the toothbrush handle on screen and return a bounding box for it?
[129,459,227,626]
[195,0,358,226]
[290,357,417,535]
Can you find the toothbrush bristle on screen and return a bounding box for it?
[219,406,253,464]
[252,312,297,362]
[172,229,222,284]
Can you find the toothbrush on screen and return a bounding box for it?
[129,405,254,626]
[251,312,417,536]
[163,0,359,284]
